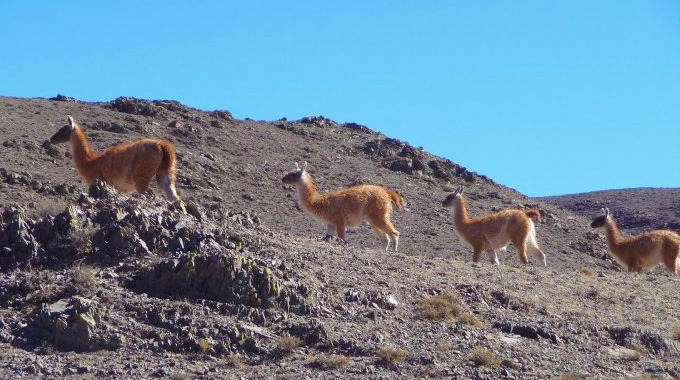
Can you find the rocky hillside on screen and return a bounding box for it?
[0,96,678,379]
[541,189,680,234]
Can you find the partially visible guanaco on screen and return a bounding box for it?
[591,208,679,274]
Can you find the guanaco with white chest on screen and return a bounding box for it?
[282,162,402,251]
[442,185,546,266]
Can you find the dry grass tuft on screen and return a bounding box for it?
[579,267,595,276]
[225,354,244,368]
[433,339,454,352]
[310,354,348,370]
[69,225,96,254]
[198,338,213,354]
[419,291,480,326]
[559,374,588,380]
[670,326,680,341]
[458,311,482,327]
[70,264,97,295]
[277,334,302,356]
[29,198,68,220]
[420,291,461,320]
[467,346,499,368]
[376,346,407,366]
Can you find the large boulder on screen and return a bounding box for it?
[29,296,121,352]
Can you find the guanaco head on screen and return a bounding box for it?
[281,161,308,184]
[50,115,77,144]
[590,208,610,229]
[442,184,464,208]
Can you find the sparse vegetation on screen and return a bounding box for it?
[433,339,454,352]
[559,373,588,380]
[69,264,97,296]
[376,346,407,366]
[1,95,679,378]
[29,198,68,220]
[670,326,680,341]
[197,338,213,354]
[225,354,244,368]
[419,291,461,320]
[467,346,499,368]
[277,334,302,356]
[458,311,482,327]
[419,291,481,326]
[69,225,96,254]
[310,354,348,370]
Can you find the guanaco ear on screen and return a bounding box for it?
[302,161,307,172]
[457,184,464,195]
[604,207,610,216]
[66,115,76,131]
[294,162,300,170]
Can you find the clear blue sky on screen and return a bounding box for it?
[2,1,679,196]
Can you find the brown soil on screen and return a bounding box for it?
[0,96,678,379]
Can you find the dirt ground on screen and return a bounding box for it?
[0,96,678,379]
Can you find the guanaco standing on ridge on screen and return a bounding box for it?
[442,185,546,266]
[282,162,402,251]
[591,208,680,274]
[50,115,181,202]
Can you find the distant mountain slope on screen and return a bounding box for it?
[539,188,680,233]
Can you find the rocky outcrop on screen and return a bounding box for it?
[363,137,484,183]
[27,296,121,352]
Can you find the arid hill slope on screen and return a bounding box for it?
[540,188,680,234]
[0,96,678,379]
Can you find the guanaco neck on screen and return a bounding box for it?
[70,125,97,172]
[297,173,321,211]
[604,217,622,251]
[452,196,472,232]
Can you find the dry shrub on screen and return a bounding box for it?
[225,354,244,368]
[559,374,588,380]
[419,291,480,326]
[69,225,96,254]
[29,198,67,220]
[670,326,680,341]
[376,346,407,366]
[198,338,213,354]
[433,339,453,352]
[70,264,97,295]
[458,311,482,327]
[310,354,348,370]
[579,267,595,276]
[467,346,499,368]
[278,334,302,356]
[420,291,461,320]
